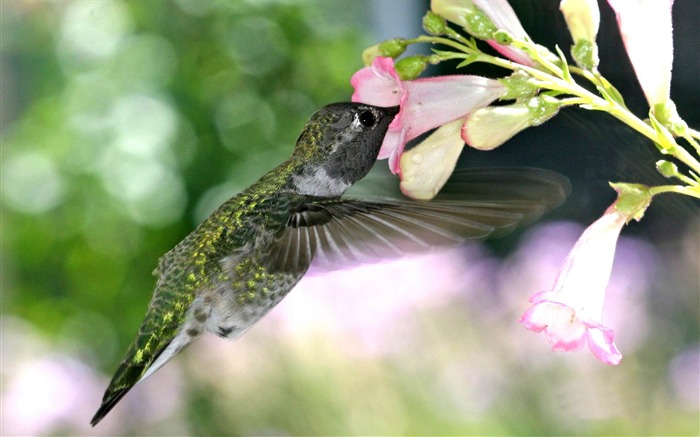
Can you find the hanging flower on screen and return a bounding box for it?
[519,205,627,365]
[607,0,674,109]
[431,0,535,66]
[351,56,505,174]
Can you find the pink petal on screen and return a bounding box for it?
[473,0,529,38]
[586,325,622,365]
[401,76,505,143]
[473,0,536,65]
[520,300,587,352]
[350,57,404,107]
[486,41,536,66]
[379,130,406,174]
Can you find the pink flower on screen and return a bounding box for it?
[431,0,535,66]
[607,0,674,108]
[519,205,627,365]
[351,57,505,174]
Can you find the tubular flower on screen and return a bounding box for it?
[463,96,561,150]
[560,0,600,69]
[351,56,505,174]
[431,0,535,66]
[519,205,627,365]
[607,0,674,109]
[399,118,465,199]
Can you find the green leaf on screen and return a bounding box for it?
[456,54,479,69]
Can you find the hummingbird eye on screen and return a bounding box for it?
[357,110,377,128]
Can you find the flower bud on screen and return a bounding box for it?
[655,160,677,179]
[394,55,429,81]
[423,11,449,35]
[379,38,408,58]
[361,39,408,66]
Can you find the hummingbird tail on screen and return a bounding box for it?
[90,341,170,426]
[90,386,132,426]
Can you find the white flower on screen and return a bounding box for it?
[607,0,674,108]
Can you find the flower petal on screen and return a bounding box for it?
[401,76,505,143]
[351,57,404,107]
[473,0,535,65]
[586,325,622,365]
[399,118,465,199]
[607,0,674,107]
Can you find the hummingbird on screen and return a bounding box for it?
[90,102,568,425]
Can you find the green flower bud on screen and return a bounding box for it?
[423,11,449,35]
[395,55,428,81]
[361,39,407,66]
[379,38,408,58]
[655,160,678,179]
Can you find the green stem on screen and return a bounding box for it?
[409,35,475,57]
[684,133,700,155]
[650,185,700,199]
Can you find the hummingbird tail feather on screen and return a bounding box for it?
[91,328,199,426]
[90,386,132,426]
[90,341,169,426]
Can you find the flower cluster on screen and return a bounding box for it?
[351,0,699,365]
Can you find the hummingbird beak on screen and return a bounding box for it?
[384,105,401,117]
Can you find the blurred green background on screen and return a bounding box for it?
[1,0,698,435]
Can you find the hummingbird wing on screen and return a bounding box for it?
[265,168,570,273]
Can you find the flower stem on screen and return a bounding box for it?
[649,185,700,199]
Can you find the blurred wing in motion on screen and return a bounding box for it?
[265,168,570,273]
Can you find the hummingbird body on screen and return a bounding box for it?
[91,102,569,426]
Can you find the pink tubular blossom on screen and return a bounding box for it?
[472,0,535,66]
[351,57,505,174]
[519,205,626,365]
[607,0,674,107]
[431,0,535,66]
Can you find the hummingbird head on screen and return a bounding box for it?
[289,102,400,197]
